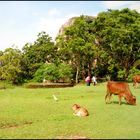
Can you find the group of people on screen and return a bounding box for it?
[85,75,97,86]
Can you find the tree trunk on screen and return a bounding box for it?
[82,68,86,80]
[88,63,92,77]
[76,67,79,84]
[123,68,129,81]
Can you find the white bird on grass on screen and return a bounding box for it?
[53,94,58,101]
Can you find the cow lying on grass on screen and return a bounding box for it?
[132,75,140,88]
[72,104,89,117]
[105,81,136,105]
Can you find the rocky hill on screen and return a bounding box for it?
[58,17,78,36]
[57,16,95,37]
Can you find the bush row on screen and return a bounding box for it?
[25,83,74,88]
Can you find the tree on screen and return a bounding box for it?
[0,47,22,84]
[56,15,97,83]
[93,8,140,80]
[33,63,72,83]
[22,31,57,80]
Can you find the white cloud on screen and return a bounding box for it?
[102,1,140,12]
[37,17,66,41]
[0,11,80,51]
[48,8,61,17]
[37,13,79,41]
[0,21,40,51]
[0,31,37,51]
[103,1,134,9]
[65,13,79,19]
[32,12,40,16]
[129,3,140,13]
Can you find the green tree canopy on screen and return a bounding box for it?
[56,15,97,83]
[93,8,140,80]
[22,31,57,80]
[0,47,22,84]
[33,63,72,83]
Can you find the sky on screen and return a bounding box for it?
[0,1,140,51]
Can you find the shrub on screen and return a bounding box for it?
[117,69,125,80]
[33,64,48,82]
[33,63,73,83]
[0,80,14,89]
[25,82,74,88]
[127,67,140,82]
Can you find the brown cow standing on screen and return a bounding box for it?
[132,75,140,88]
[105,81,136,105]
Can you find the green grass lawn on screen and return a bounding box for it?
[0,82,140,139]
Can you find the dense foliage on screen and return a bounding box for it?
[93,8,140,80]
[0,47,23,84]
[56,15,97,83]
[33,63,72,82]
[22,31,57,80]
[0,8,140,84]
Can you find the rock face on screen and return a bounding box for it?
[58,17,78,36]
[57,16,95,37]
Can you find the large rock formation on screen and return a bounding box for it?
[58,17,78,36]
[55,15,99,47]
[56,15,96,39]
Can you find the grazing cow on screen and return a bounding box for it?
[72,104,89,117]
[132,75,140,88]
[105,81,136,105]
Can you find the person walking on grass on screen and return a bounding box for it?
[92,76,97,86]
[85,76,91,86]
